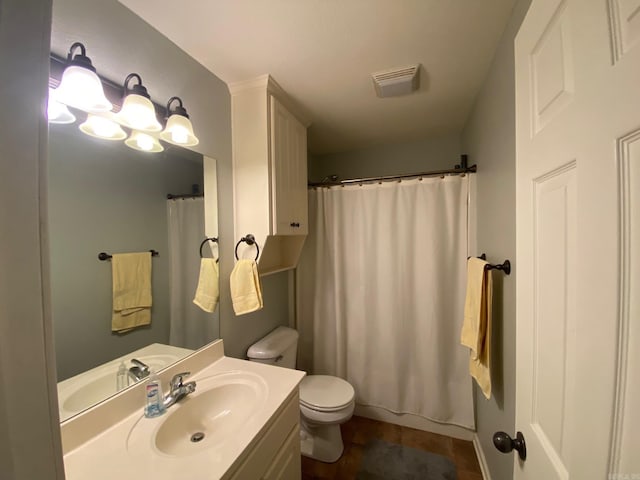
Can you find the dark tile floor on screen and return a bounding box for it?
[301,415,483,480]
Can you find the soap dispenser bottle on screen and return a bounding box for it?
[116,361,128,391]
[144,370,165,418]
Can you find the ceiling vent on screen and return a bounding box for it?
[371,64,420,98]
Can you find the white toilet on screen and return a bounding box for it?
[247,326,355,463]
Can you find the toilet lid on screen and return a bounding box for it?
[299,375,354,412]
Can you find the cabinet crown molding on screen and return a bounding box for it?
[228,74,311,127]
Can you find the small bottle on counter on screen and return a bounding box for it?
[116,361,128,391]
[144,370,165,418]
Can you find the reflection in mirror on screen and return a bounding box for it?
[48,121,219,422]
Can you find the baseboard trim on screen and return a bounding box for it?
[473,434,491,480]
[354,404,474,440]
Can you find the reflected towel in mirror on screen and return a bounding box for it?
[111,252,152,333]
[193,258,219,313]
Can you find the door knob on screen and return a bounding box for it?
[493,431,526,460]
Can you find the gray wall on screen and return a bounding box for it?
[310,133,461,183]
[50,0,290,364]
[0,0,64,478]
[0,0,288,476]
[48,125,203,380]
[461,1,531,479]
[222,271,291,359]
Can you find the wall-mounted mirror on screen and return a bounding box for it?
[48,122,219,422]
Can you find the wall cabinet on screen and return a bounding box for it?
[230,75,309,275]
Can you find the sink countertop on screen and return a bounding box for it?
[63,355,305,480]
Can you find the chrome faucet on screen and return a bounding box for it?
[128,358,150,383]
[163,372,196,409]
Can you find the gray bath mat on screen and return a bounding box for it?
[356,439,457,480]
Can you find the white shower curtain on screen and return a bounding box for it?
[297,175,474,429]
[167,197,218,349]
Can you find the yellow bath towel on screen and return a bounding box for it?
[230,259,263,315]
[460,257,492,399]
[111,252,152,333]
[193,258,219,313]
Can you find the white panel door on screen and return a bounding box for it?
[515,0,640,479]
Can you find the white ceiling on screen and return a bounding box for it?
[119,0,516,155]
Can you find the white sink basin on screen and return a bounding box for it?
[127,370,268,457]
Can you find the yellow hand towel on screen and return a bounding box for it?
[193,258,220,313]
[111,252,152,333]
[460,257,493,399]
[230,259,263,315]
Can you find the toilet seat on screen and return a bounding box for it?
[299,375,355,412]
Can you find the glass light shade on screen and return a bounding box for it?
[47,89,76,124]
[125,131,164,153]
[117,94,162,132]
[79,114,127,140]
[55,65,112,113]
[160,114,199,146]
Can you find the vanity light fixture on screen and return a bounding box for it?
[159,96,200,147]
[47,88,76,124]
[55,42,113,112]
[116,73,162,132]
[79,114,127,140]
[125,130,164,153]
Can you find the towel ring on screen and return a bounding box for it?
[199,237,219,261]
[235,234,259,261]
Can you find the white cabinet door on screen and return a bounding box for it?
[289,114,308,235]
[262,426,301,480]
[270,95,308,235]
[515,0,640,478]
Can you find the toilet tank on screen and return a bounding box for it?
[247,326,298,369]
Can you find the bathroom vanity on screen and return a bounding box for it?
[61,339,305,479]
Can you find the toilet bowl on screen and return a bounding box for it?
[247,326,355,463]
[298,375,355,462]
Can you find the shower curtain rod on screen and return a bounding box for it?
[308,155,476,187]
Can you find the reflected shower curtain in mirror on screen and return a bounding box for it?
[167,197,217,349]
[297,175,474,429]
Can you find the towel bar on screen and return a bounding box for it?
[98,250,158,261]
[472,253,511,275]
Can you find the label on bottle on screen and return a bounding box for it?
[146,384,158,398]
[144,382,164,418]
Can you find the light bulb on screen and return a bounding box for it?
[170,125,189,144]
[79,114,126,140]
[136,133,154,151]
[125,131,163,153]
[160,113,199,147]
[47,91,76,124]
[92,116,119,138]
[116,94,161,132]
[57,66,112,113]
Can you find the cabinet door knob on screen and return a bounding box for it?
[290,222,300,228]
